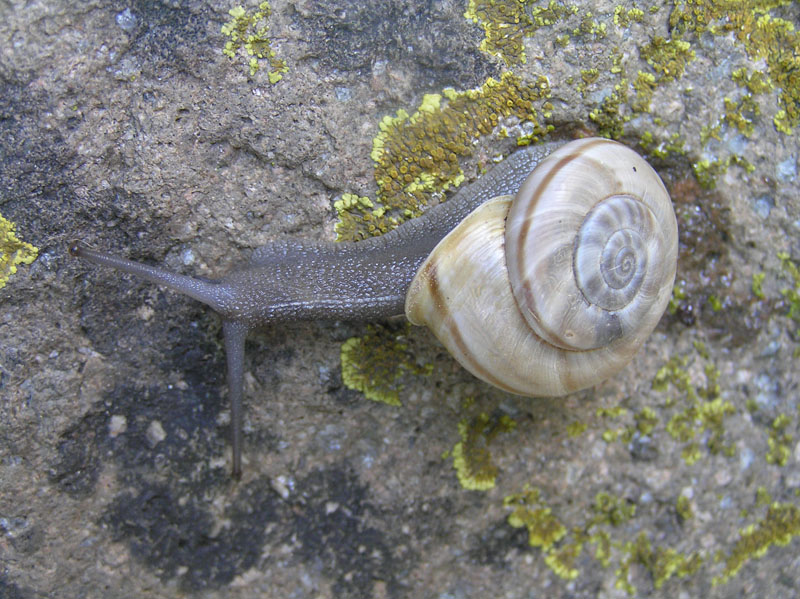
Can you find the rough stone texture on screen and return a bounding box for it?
[1,1,799,598]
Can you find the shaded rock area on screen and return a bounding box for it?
[2,1,800,598]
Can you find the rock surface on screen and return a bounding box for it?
[2,1,799,598]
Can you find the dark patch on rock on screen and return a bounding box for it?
[98,462,414,594]
[658,174,769,347]
[629,435,659,462]
[102,478,281,590]
[290,466,405,599]
[0,80,73,203]
[106,381,226,483]
[291,0,496,90]
[0,77,79,258]
[469,518,530,567]
[0,577,34,599]
[48,355,229,495]
[123,0,214,77]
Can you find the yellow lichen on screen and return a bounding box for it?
[667,281,688,315]
[566,421,587,437]
[336,71,551,240]
[732,67,774,95]
[632,70,657,112]
[613,5,645,27]
[639,36,695,82]
[617,532,703,594]
[221,2,288,80]
[778,252,800,325]
[574,12,607,40]
[505,486,708,589]
[765,413,793,466]
[340,324,432,406]
[451,412,516,490]
[634,406,659,436]
[544,542,582,580]
[465,0,578,66]
[588,81,628,139]
[333,193,376,240]
[676,494,694,521]
[691,153,754,189]
[505,488,568,550]
[592,492,636,527]
[714,503,800,585]
[653,351,736,464]
[591,530,613,567]
[670,0,800,133]
[723,94,760,136]
[0,212,38,290]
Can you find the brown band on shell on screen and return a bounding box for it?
[422,260,513,392]
[513,137,627,349]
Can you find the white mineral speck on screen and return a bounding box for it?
[739,446,754,471]
[146,420,166,447]
[109,415,127,437]
[116,8,137,32]
[776,156,797,182]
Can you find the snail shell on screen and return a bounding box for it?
[404,138,678,396]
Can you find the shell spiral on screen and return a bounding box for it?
[405,138,678,397]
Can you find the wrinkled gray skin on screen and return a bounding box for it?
[70,141,563,477]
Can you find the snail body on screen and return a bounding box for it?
[70,138,677,475]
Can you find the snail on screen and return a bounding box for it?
[70,137,678,476]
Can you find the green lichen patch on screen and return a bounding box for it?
[464,0,577,66]
[566,420,587,437]
[596,404,627,443]
[765,413,793,466]
[596,404,628,443]
[573,12,607,41]
[676,494,694,522]
[591,492,636,527]
[669,0,800,133]
[639,36,695,82]
[221,2,288,80]
[751,272,767,299]
[588,81,628,139]
[732,66,774,95]
[693,150,754,190]
[0,212,38,290]
[613,5,644,27]
[616,532,704,593]
[340,323,432,406]
[504,486,702,589]
[632,71,657,112]
[597,404,659,446]
[778,252,800,324]
[544,542,582,580]
[336,71,552,241]
[504,487,568,550]
[452,411,517,490]
[722,94,760,136]
[776,252,800,353]
[332,193,377,241]
[714,502,800,585]
[756,486,773,508]
[652,351,736,465]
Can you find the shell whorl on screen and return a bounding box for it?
[505,137,677,353]
[405,138,678,397]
